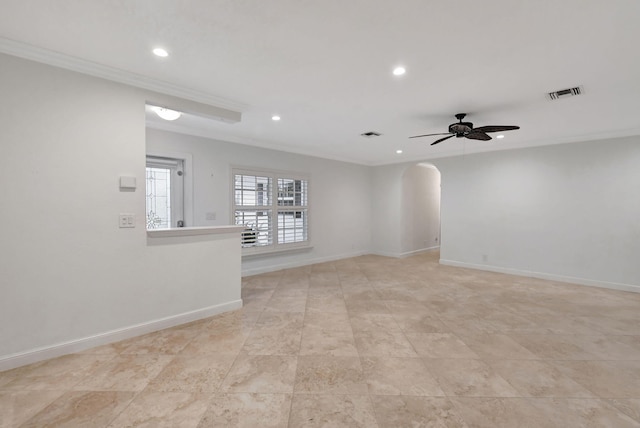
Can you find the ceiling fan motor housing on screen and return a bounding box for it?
[449,122,473,137]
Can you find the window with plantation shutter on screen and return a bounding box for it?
[277,178,308,244]
[233,168,309,253]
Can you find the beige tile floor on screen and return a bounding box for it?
[2,251,640,427]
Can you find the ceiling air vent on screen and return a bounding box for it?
[361,131,382,138]
[547,86,584,101]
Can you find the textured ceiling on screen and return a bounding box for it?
[1,0,639,165]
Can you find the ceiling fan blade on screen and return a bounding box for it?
[409,132,452,139]
[473,125,520,133]
[465,131,491,141]
[430,135,455,146]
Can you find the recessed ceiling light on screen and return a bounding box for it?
[396,149,403,154]
[393,66,406,76]
[153,48,169,57]
[152,106,181,121]
[272,115,281,121]
[496,135,505,139]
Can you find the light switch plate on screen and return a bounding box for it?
[119,213,135,228]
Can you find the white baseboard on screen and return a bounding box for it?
[440,259,640,294]
[241,247,440,276]
[242,250,369,277]
[0,299,243,372]
[397,246,440,259]
[369,250,400,258]
[371,246,440,259]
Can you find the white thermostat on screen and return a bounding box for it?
[119,176,137,190]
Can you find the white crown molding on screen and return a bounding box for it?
[375,128,640,166]
[146,121,370,166]
[0,37,248,112]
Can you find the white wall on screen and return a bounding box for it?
[400,164,441,255]
[146,129,373,275]
[0,54,242,369]
[371,136,640,291]
[435,137,640,290]
[371,164,403,256]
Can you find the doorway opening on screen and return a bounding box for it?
[400,163,441,256]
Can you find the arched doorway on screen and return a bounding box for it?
[400,163,441,256]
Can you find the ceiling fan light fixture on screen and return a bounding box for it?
[272,115,281,121]
[392,66,406,76]
[496,135,505,139]
[152,106,182,121]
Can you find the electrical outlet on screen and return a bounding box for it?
[206,212,217,221]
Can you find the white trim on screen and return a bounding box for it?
[0,300,243,372]
[242,244,313,258]
[242,250,368,276]
[369,246,440,259]
[439,259,640,294]
[242,249,640,294]
[4,38,638,168]
[231,165,309,180]
[370,250,403,258]
[146,121,370,166]
[147,225,245,238]
[370,129,640,167]
[397,246,440,258]
[0,37,246,112]
[145,96,241,124]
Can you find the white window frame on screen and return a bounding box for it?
[231,167,310,256]
[146,151,193,229]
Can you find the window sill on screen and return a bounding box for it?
[147,225,246,238]
[241,244,313,258]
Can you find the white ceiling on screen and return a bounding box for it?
[1,0,639,165]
